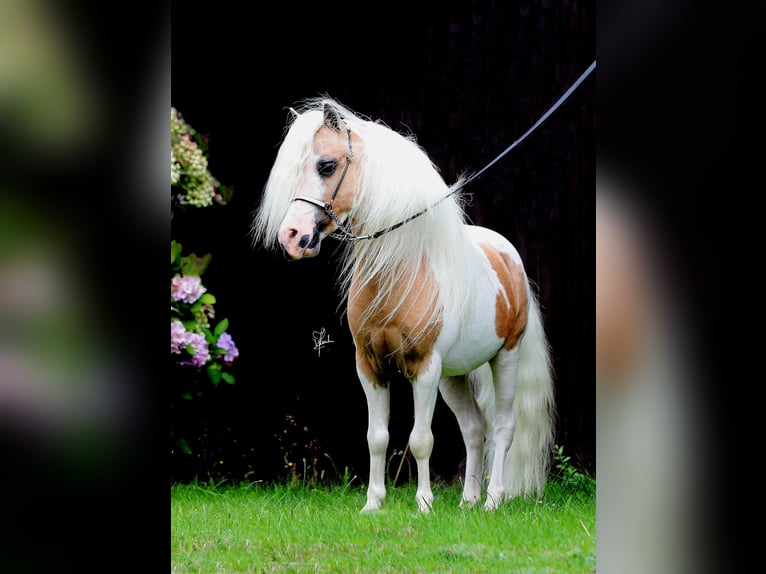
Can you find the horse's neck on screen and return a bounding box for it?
[350,247,418,288]
[348,231,429,293]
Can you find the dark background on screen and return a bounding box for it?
[3,1,764,571]
[170,0,596,486]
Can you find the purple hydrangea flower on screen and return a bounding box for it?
[216,332,240,363]
[171,275,206,304]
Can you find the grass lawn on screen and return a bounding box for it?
[171,478,595,573]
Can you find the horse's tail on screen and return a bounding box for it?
[506,284,556,498]
[472,283,556,500]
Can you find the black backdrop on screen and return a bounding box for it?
[170,0,596,485]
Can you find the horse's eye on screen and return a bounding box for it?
[317,158,338,178]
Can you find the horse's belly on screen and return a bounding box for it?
[438,308,505,376]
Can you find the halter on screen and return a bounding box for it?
[292,125,355,238]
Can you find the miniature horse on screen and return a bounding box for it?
[252,98,555,513]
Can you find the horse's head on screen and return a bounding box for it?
[254,97,451,261]
[263,102,359,260]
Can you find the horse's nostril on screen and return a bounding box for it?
[288,228,298,238]
[298,234,310,248]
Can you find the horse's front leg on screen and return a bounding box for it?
[357,363,390,512]
[409,356,442,513]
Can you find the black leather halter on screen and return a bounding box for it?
[292,125,353,233]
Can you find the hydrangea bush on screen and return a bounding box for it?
[171,106,233,208]
[171,107,239,454]
[170,241,239,383]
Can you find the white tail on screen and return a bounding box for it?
[472,285,556,499]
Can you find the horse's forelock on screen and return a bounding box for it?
[252,109,325,249]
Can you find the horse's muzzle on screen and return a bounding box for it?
[279,226,322,259]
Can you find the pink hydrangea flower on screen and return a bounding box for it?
[178,332,210,367]
[171,275,206,304]
[171,319,211,367]
[170,319,189,354]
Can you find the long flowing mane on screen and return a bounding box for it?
[254,97,490,344]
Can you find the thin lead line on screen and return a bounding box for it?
[458,60,596,190]
[333,60,596,241]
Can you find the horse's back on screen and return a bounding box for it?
[464,224,525,269]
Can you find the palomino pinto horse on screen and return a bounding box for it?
[252,98,556,513]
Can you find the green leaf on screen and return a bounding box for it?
[207,363,222,385]
[180,252,212,276]
[180,392,193,400]
[213,318,229,337]
[221,372,236,385]
[199,293,216,305]
[171,240,183,266]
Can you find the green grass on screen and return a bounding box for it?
[171,479,595,573]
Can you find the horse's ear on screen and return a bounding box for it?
[323,102,342,132]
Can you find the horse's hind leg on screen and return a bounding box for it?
[485,347,520,511]
[439,371,488,508]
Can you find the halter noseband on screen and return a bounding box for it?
[292,125,353,233]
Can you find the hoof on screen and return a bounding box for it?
[416,498,434,514]
[483,494,503,512]
[361,501,382,513]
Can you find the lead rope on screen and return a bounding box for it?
[330,59,596,242]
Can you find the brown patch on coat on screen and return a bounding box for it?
[348,261,442,385]
[479,244,528,350]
